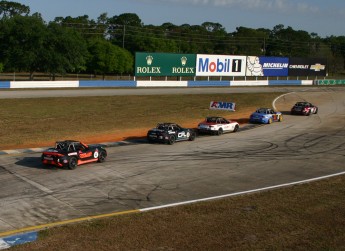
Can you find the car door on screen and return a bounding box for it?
[76,143,94,160]
[270,110,279,121]
[221,118,232,132]
[176,125,188,140]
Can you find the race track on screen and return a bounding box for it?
[0,86,344,233]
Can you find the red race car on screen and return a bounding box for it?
[291,102,318,116]
[41,140,107,169]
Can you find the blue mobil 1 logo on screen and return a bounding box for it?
[196,54,246,76]
[246,56,288,77]
[209,101,236,111]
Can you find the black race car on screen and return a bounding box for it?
[41,140,107,169]
[291,102,318,115]
[147,123,196,144]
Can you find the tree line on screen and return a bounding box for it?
[0,0,344,80]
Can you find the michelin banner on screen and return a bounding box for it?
[196,54,246,77]
[246,56,289,77]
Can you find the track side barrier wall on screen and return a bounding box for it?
[268,80,313,85]
[10,81,79,88]
[79,80,136,87]
[0,81,10,88]
[187,81,230,87]
[136,81,188,87]
[316,79,345,85]
[0,80,320,89]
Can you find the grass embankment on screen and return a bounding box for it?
[11,175,345,250]
[0,92,276,149]
[4,92,345,250]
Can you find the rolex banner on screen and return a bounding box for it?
[288,57,327,76]
[135,52,196,77]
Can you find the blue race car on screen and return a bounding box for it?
[249,108,283,124]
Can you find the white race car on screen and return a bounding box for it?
[198,116,239,136]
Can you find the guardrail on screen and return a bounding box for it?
[0,80,319,88]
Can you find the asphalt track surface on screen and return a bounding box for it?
[0,86,344,234]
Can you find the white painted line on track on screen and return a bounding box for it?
[140,171,345,212]
[272,92,295,111]
[12,173,53,194]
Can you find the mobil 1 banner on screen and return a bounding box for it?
[135,52,196,77]
[196,54,246,76]
[289,57,327,76]
[246,56,288,77]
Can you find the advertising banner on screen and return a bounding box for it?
[135,52,196,76]
[196,54,246,76]
[246,56,289,76]
[317,79,345,85]
[209,101,236,111]
[289,58,327,76]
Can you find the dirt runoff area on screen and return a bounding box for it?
[4,114,251,150]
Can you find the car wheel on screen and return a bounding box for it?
[68,157,78,170]
[168,135,176,145]
[147,137,153,143]
[233,124,239,132]
[217,128,223,136]
[98,151,107,163]
[278,115,283,122]
[307,110,311,116]
[315,108,318,114]
[189,131,196,141]
[268,118,273,124]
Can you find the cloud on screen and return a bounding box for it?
[151,0,320,13]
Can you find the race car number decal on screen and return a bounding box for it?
[93,151,99,159]
[178,132,186,138]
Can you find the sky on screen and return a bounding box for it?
[15,0,345,37]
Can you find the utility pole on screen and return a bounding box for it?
[122,25,126,49]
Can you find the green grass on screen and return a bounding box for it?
[0,93,277,149]
[11,175,345,251]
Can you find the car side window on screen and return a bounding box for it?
[76,144,85,151]
[68,144,75,152]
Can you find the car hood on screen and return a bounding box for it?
[251,112,268,116]
[148,128,166,133]
[43,148,66,154]
[199,121,217,125]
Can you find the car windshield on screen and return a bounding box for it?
[55,141,79,152]
[157,124,169,130]
[206,117,217,123]
[256,109,268,114]
[55,142,69,151]
[296,102,308,106]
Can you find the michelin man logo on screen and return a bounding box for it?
[247,56,263,76]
